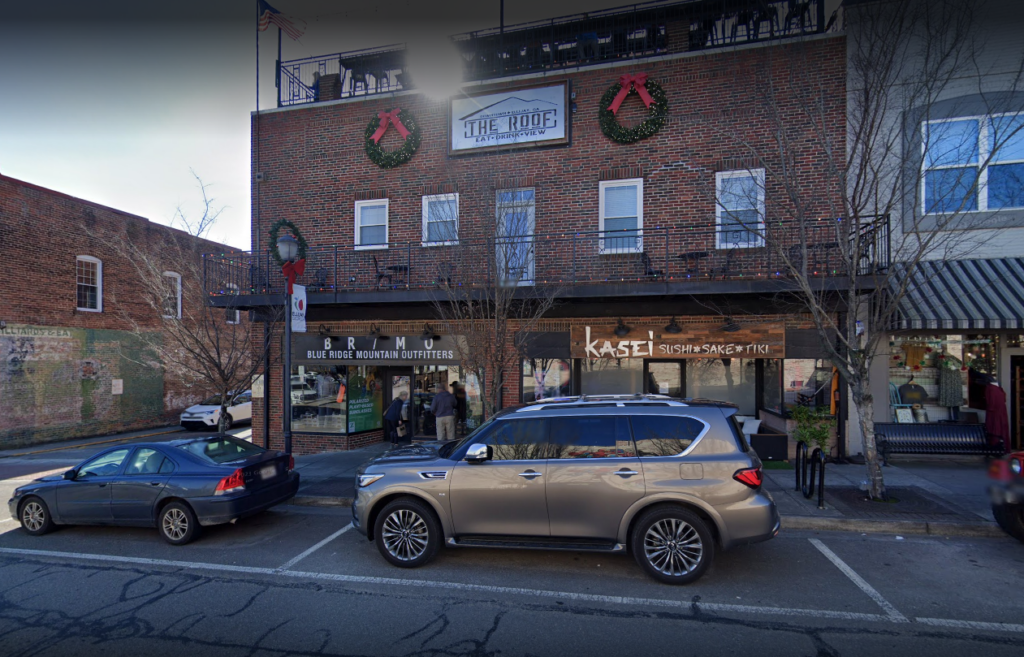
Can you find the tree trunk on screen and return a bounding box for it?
[852,385,887,500]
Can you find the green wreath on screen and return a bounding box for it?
[364,109,422,169]
[598,79,669,144]
[268,219,308,266]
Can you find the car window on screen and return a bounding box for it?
[547,416,635,459]
[630,415,706,457]
[78,448,130,477]
[176,436,265,464]
[235,394,251,404]
[478,418,548,461]
[124,448,167,475]
[158,457,176,474]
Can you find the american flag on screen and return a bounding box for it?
[258,0,306,41]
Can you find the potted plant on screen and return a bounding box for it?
[791,404,835,458]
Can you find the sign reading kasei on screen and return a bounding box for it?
[450,81,570,154]
[570,324,785,359]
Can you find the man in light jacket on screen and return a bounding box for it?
[430,385,457,441]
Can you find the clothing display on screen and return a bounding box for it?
[985,383,1009,453]
[937,368,964,407]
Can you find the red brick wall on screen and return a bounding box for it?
[250,37,845,257]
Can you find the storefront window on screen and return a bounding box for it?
[686,358,756,414]
[290,365,347,434]
[581,358,643,395]
[449,367,485,431]
[347,366,384,433]
[763,359,782,414]
[646,362,682,397]
[783,359,833,412]
[522,359,572,402]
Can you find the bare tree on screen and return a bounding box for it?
[89,221,279,434]
[172,169,225,239]
[424,153,563,417]
[706,0,1024,498]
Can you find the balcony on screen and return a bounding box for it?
[278,0,833,106]
[204,218,889,305]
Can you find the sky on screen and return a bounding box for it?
[0,0,641,251]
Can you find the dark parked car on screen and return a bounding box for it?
[8,435,300,545]
[989,449,1024,543]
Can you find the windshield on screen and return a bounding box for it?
[176,436,264,464]
[200,395,225,406]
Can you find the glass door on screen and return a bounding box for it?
[412,365,451,440]
[386,370,411,443]
[644,361,683,398]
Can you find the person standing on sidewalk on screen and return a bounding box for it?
[430,385,457,441]
[384,391,408,445]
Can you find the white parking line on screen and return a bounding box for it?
[277,523,353,571]
[1,545,1021,633]
[809,538,908,622]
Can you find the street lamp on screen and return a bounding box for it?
[277,234,299,455]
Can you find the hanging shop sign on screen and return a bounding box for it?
[292,334,460,364]
[449,81,570,155]
[570,323,786,359]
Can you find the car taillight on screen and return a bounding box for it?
[288,455,295,471]
[215,468,245,494]
[734,466,763,489]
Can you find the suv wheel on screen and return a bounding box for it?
[20,497,55,536]
[632,506,714,584]
[374,498,441,568]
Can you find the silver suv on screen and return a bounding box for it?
[352,395,779,584]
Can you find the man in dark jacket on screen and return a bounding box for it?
[430,385,457,441]
[384,391,408,444]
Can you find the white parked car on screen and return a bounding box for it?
[180,391,252,431]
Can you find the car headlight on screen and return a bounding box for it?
[1012,458,1022,475]
[358,473,384,488]
[203,410,217,415]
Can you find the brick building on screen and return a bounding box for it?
[208,0,880,455]
[0,174,234,447]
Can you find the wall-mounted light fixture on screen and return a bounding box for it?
[664,317,682,334]
[721,317,741,332]
[421,324,441,341]
[613,318,631,338]
[369,324,390,340]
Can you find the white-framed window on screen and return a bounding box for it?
[162,272,182,319]
[225,283,241,325]
[76,256,103,312]
[422,193,459,246]
[715,169,765,249]
[922,112,1024,213]
[354,199,389,249]
[599,179,643,254]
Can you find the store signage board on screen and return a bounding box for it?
[292,334,460,364]
[570,324,785,359]
[449,81,570,155]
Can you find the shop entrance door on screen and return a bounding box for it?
[412,365,452,440]
[1012,356,1023,451]
[384,369,412,443]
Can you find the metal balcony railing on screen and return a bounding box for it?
[277,0,832,106]
[204,218,889,299]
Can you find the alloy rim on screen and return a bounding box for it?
[163,508,188,541]
[381,509,429,561]
[22,502,45,532]
[643,518,703,576]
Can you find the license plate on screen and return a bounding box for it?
[260,465,277,480]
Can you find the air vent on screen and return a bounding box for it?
[418,471,449,480]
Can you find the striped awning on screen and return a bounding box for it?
[893,258,1024,330]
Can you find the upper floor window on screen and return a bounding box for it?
[923,113,1024,213]
[76,256,102,312]
[162,272,182,319]
[422,194,459,246]
[225,283,241,325]
[599,179,643,254]
[355,199,389,249]
[716,169,765,249]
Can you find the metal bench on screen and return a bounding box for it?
[874,422,1003,464]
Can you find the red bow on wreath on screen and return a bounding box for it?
[607,73,654,115]
[370,108,412,144]
[282,258,306,295]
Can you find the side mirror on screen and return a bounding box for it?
[465,444,492,463]
[63,469,77,480]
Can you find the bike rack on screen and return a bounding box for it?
[794,441,826,509]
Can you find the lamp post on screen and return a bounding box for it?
[277,234,299,455]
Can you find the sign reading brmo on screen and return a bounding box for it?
[449,81,569,154]
[570,324,785,359]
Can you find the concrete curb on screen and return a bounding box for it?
[290,495,353,508]
[781,515,1008,538]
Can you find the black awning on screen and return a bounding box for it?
[893,258,1024,330]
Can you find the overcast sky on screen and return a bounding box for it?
[0,0,642,251]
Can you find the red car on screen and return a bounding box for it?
[989,450,1024,543]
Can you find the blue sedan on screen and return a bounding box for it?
[7,435,300,545]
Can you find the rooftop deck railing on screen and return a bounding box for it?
[204,217,888,300]
[278,0,832,106]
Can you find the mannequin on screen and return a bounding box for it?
[985,379,1010,453]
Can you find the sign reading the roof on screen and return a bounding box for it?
[450,81,570,154]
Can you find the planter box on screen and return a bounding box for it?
[750,432,788,461]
